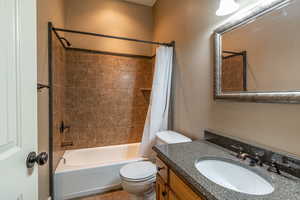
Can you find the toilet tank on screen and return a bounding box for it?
[156,131,192,145]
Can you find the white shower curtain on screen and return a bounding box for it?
[139,46,174,158]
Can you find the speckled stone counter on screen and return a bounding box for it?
[153,140,300,200]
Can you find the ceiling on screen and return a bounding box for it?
[123,0,157,7]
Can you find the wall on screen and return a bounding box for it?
[223,2,300,91]
[37,0,65,199]
[153,0,300,156]
[63,50,153,149]
[64,0,154,56]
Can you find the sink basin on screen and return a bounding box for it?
[195,158,274,195]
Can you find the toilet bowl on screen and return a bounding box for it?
[120,161,157,200]
[120,131,191,199]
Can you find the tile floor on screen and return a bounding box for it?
[73,190,130,200]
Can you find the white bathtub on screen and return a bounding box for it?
[54,143,145,200]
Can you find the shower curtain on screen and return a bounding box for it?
[139,46,174,158]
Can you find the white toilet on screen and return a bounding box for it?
[120,131,192,200]
[156,130,192,145]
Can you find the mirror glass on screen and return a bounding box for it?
[221,1,300,92]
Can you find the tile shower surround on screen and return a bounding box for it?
[61,50,154,150]
[222,55,245,92]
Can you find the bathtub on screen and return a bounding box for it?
[54,143,145,200]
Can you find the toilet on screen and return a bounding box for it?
[120,131,192,200]
[156,130,192,145]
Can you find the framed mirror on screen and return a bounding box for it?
[214,0,300,103]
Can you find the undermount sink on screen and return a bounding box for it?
[195,158,274,195]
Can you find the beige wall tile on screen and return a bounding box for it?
[63,50,153,149]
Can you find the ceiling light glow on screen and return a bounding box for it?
[216,0,240,16]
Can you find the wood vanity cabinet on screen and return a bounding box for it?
[156,156,205,200]
[168,189,179,200]
[156,174,168,200]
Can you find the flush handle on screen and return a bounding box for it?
[157,166,165,171]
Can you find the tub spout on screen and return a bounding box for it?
[60,157,66,164]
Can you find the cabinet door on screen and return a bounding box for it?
[168,189,179,200]
[169,170,204,200]
[156,175,168,200]
[156,157,169,183]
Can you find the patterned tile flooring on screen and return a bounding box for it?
[73,190,131,200]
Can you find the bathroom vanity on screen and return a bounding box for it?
[156,156,204,200]
[153,130,300,200]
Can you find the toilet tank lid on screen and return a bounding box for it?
[156,131,192,144]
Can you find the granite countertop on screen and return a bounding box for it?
[153,140,300,200]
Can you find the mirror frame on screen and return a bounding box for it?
[214,0,300,104]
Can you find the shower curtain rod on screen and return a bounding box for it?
[222,50,244,55]
[53,27,175,47]
[52,26,156,59]
[222,50,246,59]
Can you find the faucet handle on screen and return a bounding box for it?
[231,145,244,158]
[255,151,265,157]
[254,152,264,166]
[231,145,243,151]
[282,156,300,169]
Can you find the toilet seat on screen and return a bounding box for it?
[120,161,157,182]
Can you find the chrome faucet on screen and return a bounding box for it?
[231,145,244,159]
[231,145,264,167]
[240,152,264,167]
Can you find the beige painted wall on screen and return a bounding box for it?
[153,0,300,156]
[223,1,300,91]
[64,0,153,56]
[37,0,65,199]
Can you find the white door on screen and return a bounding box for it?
[0,0,39,199]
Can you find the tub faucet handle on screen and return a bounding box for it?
[60,121,71,134]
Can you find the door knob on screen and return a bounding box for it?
[26,152,48,168]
